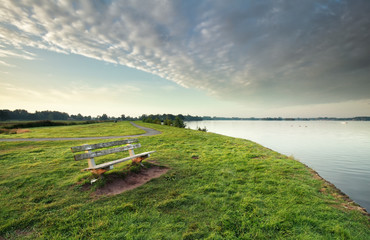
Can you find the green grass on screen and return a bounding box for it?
[0,122,369,239]
[0,121,145,138]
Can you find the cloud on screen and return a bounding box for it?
[0,60,15,67]
[0,48,35,60]
[0,0,369,106]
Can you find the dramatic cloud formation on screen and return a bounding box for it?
[1,0,369,106]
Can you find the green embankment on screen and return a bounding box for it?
[0,121,145,138]
[0,122,369,239]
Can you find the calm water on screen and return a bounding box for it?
[186,120,370,211]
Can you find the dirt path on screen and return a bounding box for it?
[92,165,169,196]
[0,122,161,142]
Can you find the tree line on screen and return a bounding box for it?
[0,109,132,121]
[2,109,368,122]
[142,115,186,128]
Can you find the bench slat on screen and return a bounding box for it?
[74,143,141,161]
[83,151,156,170]
[71,139,138,152]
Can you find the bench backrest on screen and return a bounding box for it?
[71,139,140,161]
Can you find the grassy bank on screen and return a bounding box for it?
[0,121,145,138]
[0,122,369,239]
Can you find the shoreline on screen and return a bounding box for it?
[305,164,369,216]
[186,120,370,214]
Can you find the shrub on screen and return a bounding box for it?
[197,126,207,132]
[143,117,153,123]
[173,116,186,128]
[163,118,172,126]
[153,119,162,125]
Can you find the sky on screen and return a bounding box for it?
[0,0,369,118]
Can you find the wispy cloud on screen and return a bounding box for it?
[0,48,35,60]
[0,0,369,106]
[0,60,15,67]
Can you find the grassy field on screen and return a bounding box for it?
[0,121,145,138]
[0,122,369,239]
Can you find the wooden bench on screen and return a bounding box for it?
[71,139,155,175]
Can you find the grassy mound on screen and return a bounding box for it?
[0,122,369,239]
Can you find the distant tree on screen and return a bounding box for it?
[0,110,10,121]
[13,109,30,120]
[76,113,84,121]
[126,115,135,121]
[163,118,172,126]
[34,111,44,120]
[121,114,126,120]
[144,117,153,123]
[173,116,186,128]
[164,114,175,121]
[100,114,108,121]
[184,114,202,121]
[139,114,147,120]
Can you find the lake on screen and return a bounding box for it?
[186,120,370,212]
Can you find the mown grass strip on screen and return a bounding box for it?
[0,122,369,239]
